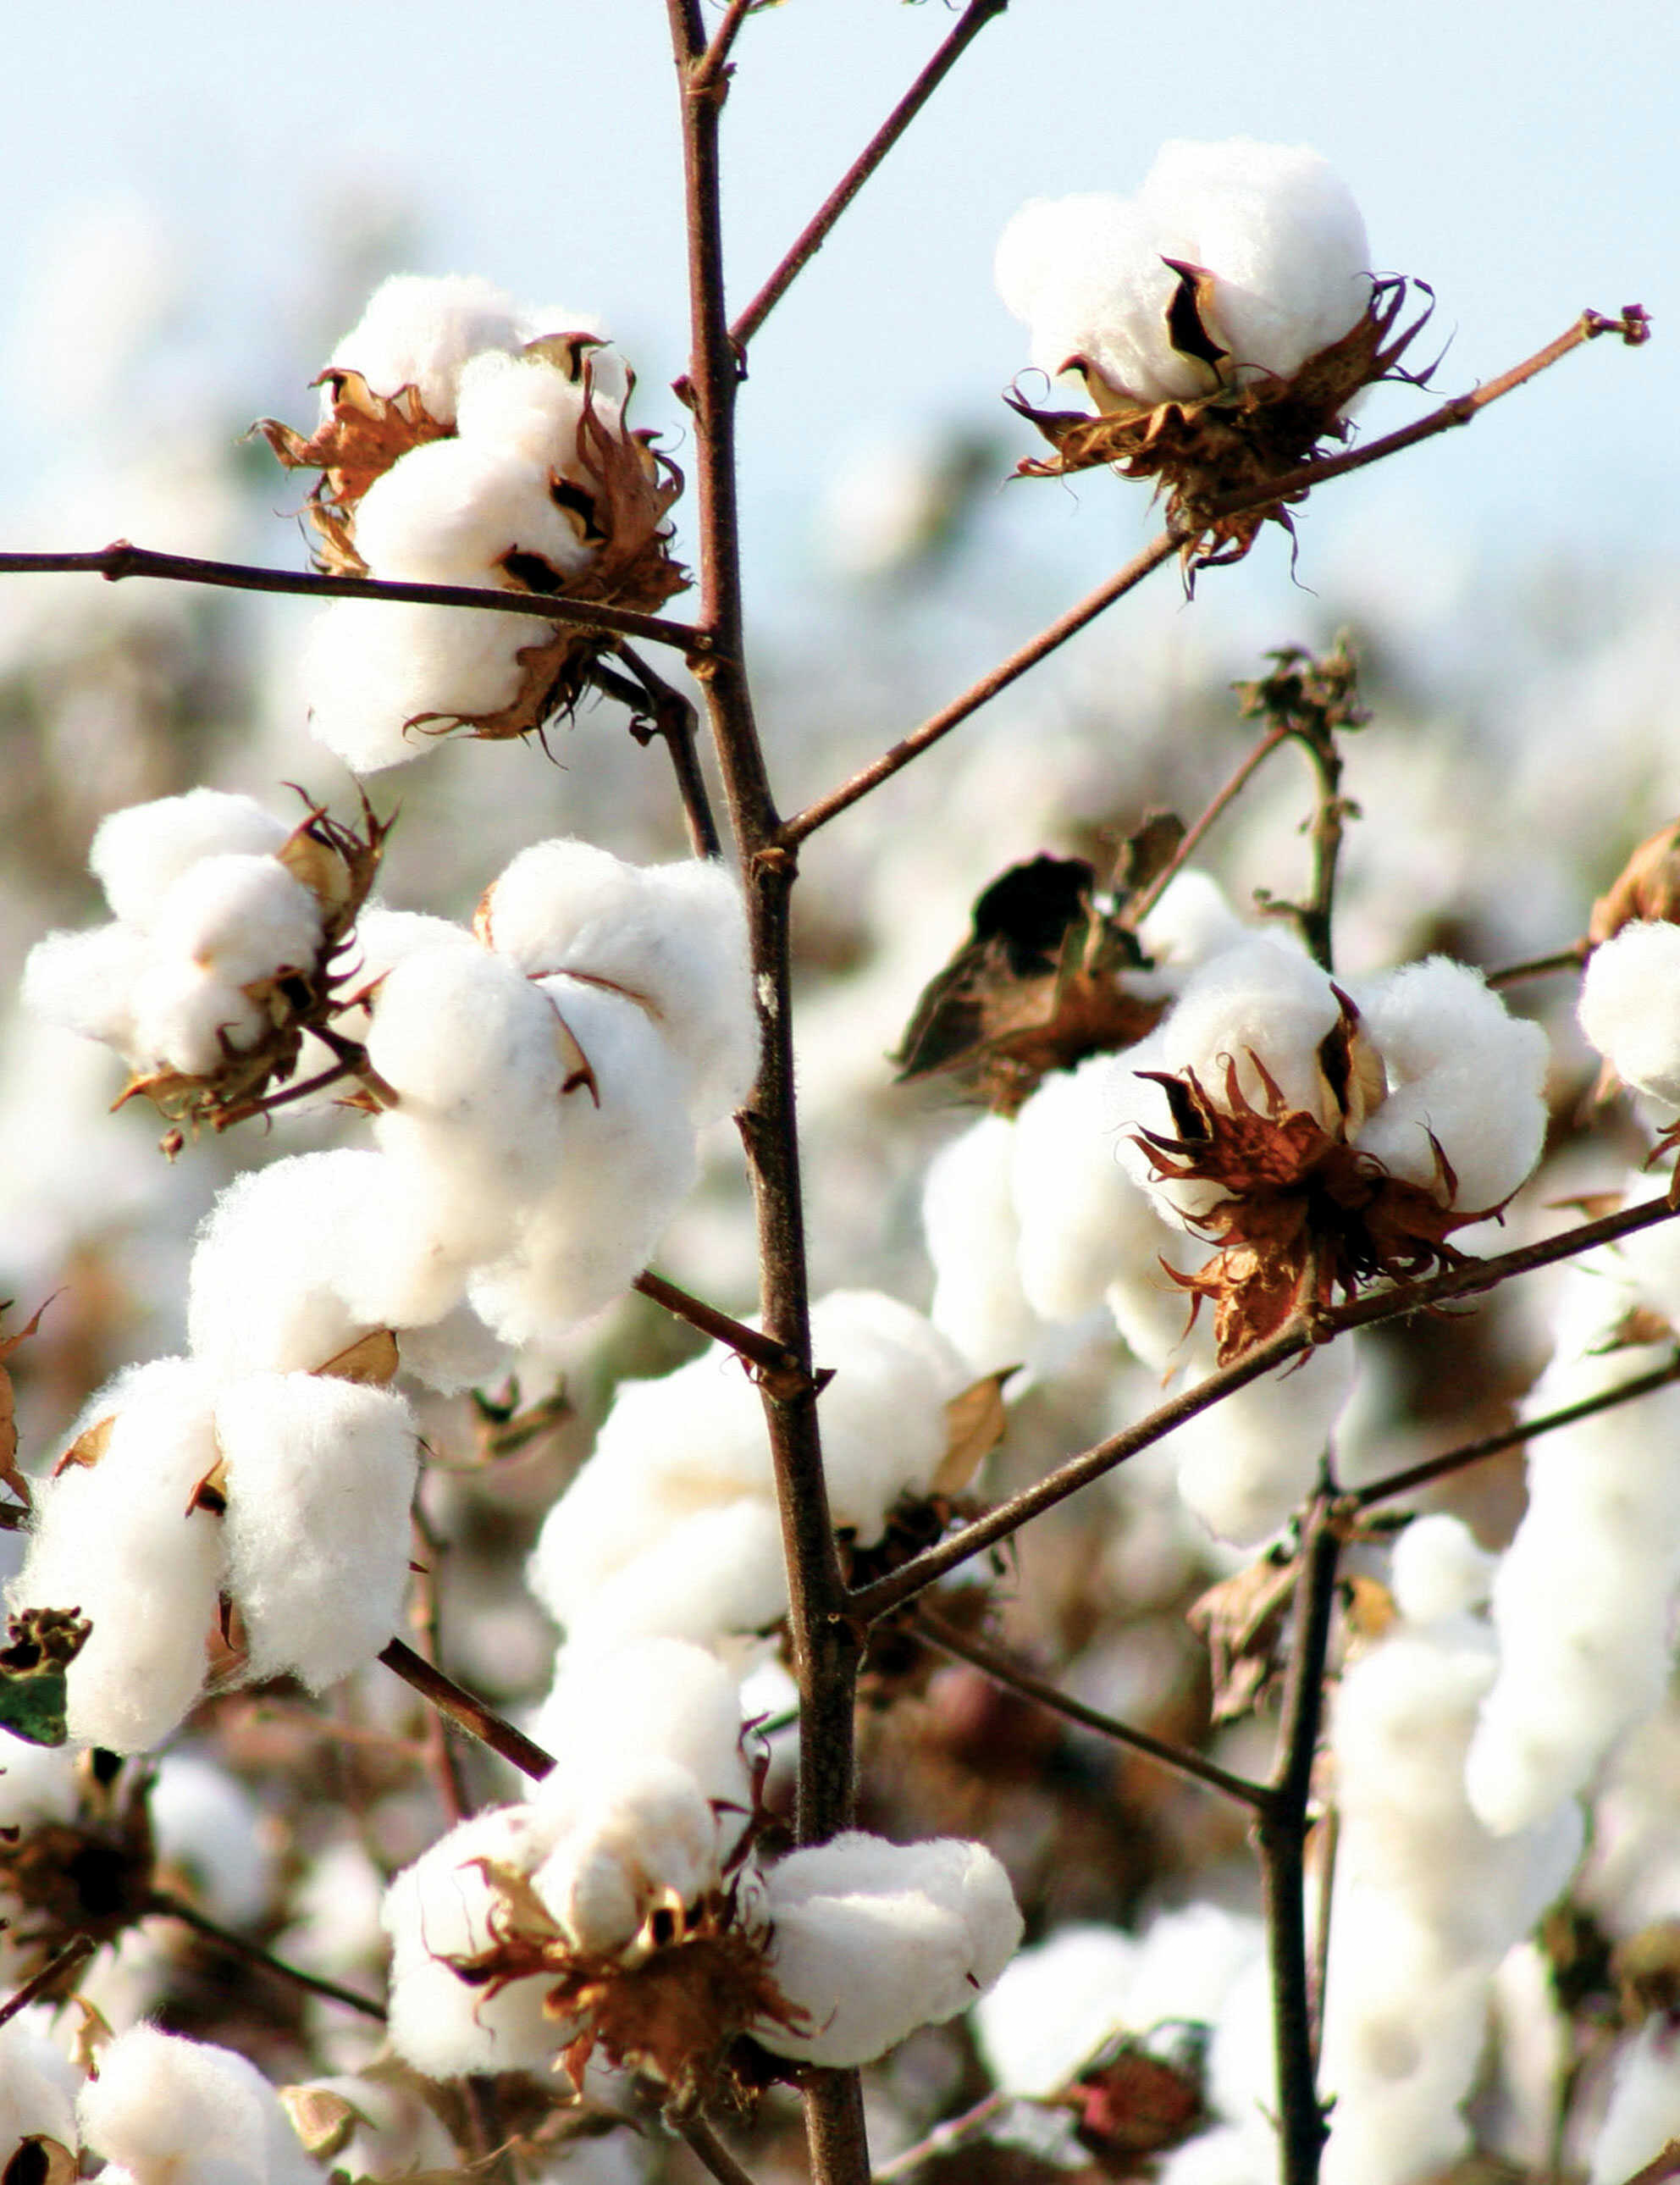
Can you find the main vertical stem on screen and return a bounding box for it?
[663,10,867,2178]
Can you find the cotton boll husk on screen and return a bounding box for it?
[353,434,595,589]
[481,842,757,1122]
[1351,958,1548,1209]
[1589,2016,1680,2184]
[530,1756,723,1955]
[11,1356,225,1751]
[23,920,150,1050]
[1138,140,1371,380]
[77,2023,323,2185]
[301,595,555,774]
[972,1924,1141,2095]
[532,1640,752,1817]
[533,1493,788,1658]
[90,789,291,929]
[215,1371,417,1690]
[325,272,527,423]
[465,979,699,1343]
[755,1833,1023,2066]
[1388,1513,1497,1625]
[130,957,267,1076]
[1164,1336,1356,1547]
[150,1752,277,1928]
[1152,939,1342,1120]
[0,2007,80,2151]
[148,854,324,987]
[1579,921,1680,1108]
[922,1114,1042,1375]
[384,1804,566,2077]
[1011,1054,1166,1322]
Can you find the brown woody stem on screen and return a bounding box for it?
[147,1889,387,2022]
[681,2117,765,2185]
[0,542,706,652]
[594,648,723,859]
[633,1268,814,1398]
[0,1935,95,2030]
[1123,722,1295,929]
[916,1606,1268,1812]
[1484,940,1590,988]
[694,0,758,87]
[379,1636,555,1780]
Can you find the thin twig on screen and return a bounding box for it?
[916,1607,1268,1812]
[409,1504,473,1825]
[633,1268,815,1397]
[1351,1349,1680,1510]
[0,542,708,654]
[1255,728,1346,973]
[1257,1493,1340,2185]
[724,0,1011,358]
[1484,940,1590,988]
[870,2092,1014,2183]
[606,645,723,857]
[379,1636,555,1780]
[680,2116,765,2185]
[849,1192,1680,1621]
[1308,1804,1338,2069]
[0,1935,96,2031]
[780,533,1179,844]
[1122,723,1293,930]
[147,1889,386,2022]
[694,0,758,87]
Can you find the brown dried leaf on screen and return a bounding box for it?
[0,1296,52,1513]
[1591,1303,1677,1354]
[1188,1550,1297,1724]
[1590,819,1680,944]
[314,1327,401,1387]
[185,1455,229,1518]
[52,1413,114,1478]
[3,2138,78,2185]
[1112,810,1186,904]
[277,2086,367,2164]
[935,1371,1014,1494]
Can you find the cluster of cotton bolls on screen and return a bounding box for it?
[1578,915,1680,1128]
[1318,1515,1584,2185]
[22,788,339,1086]
[384,1634,1022,2085]
[278,274,682,773]
[528,1287,975,1660]
[996,138,1373,412]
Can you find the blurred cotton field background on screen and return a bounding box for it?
[1,3,1678,2182]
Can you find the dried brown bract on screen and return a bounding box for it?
[1590,817,1680,944]
[1008,276,1434,572]
[254,368,455,578]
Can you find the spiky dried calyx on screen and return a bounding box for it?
[255,368,456,579]
[0,1750,152,1957]
[1009,275,1433,572]
[1136,992,1498,1361]
[1590,817,1680,944]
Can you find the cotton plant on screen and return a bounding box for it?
[997,138,1429,564]
[257,273,685,772]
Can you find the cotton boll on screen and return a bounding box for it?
[0,1737,79,1830]
[755,1833,1023,2066]
[23,921,150,1051]
[1013,1054,1169,1322]
[1122,1903,1266,2037]
[1589,2017,1680,2184]
[973,1923,1141,2095]
[531,1756,723,1955]
[454,346,591,469]
[0,2007,80,2152]
[384,1805,566,2077]
[922,1114,1042,1375]
[130,957,268,1076]
[216,1371,418,1690]
[150,1751,278,1928]
[533,1491,788,1658]
[325,272,527,423]
[1579,921,1680,1107]
[353,434,595,590]
[1388,1513,1497,1625]
[480,842,757,1123]
[77,2023,323,2185]
[805,1290,975,1541]
[1134,869,1250,981]
[1352,958,1548,1209]
[533,1639,753,1817]
[390,1298,506,1396]
[90,789,291,928]
[301,596,555,774]
[148,854,324,987]
[11,1356,225,1751]
[1166,1336,1356,1546]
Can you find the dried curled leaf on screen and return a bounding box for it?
[935,1370,1015,1496]
[277,2085,368,2164]
[1590,817,1680,944]
[1009,276,1434,573]
[314,1326,401,1387]
[0,1295,53,1518]
[0,1608,91,1748]
[3,2138,79,2185]
[1189,1548,1297,1725]
[895,854,1167,1115]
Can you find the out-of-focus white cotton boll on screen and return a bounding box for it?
[1351,958,1548,1209]
[151,1752,277,1928]
[1335,1619,1496,1828]
[286,2077,456,2183]
[0,2007,80,2150]
[1166,1336,1356,1546]
[1122,1903,1266,2037]
[0,1738,79,1830]
[301,596,555,775]
[533,1640,752,1817]
[11,1357,225,1751]
[1157,2126,1268,2185]
[384,1805,564,2077]
[216,1371,417,1690]
[90,790,291,929]
[353,434,595,590]
[77,2023,323,2185]
[130,958,267,1077]
[1589,2017,1680,2184]
[1389,1513,1496,1624]
[148,854,324,987]
[536,1490,788,1659]
[806,1290,974,1539]
[325,272,526,423]
[1012,1054,1164,1322]
[756,1833,1023,2066]
[1580,921,1680,1107]
[973,1923,1141,2095]
[1134,870,1250,981]
[481,842,757,1123]
[531,1756,722,1955]
[22,921,149,1050]
[923,1114,1042,1375]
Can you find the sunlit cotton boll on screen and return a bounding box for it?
[528,1756,727,1957]
[922,1112,1042,1377]
[352,433,597,592]
[1589,2017,1680,2185]
[997,139,1370,409]
[88,789,292,930]
[754,1833,1023,2066]
[76,2023,324,2185]
[1011,1052,1169,1324]
[324,272,530,425]
[1578,920,1680,1110]
[1160,1333,1357,1547]
[0,2006,80,2155]
[532,1638,754,1818]
[146,853,324,988]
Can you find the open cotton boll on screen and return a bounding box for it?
[22,920,148,1050]
[454,346,592,468]
[150,1752,277,1928]
[1133,869,1250,981]
[11,1357,225,1751]
[1351,958,1548,1210]
[481,841,757,1122]
[147,854,323,987]
[923,1113,1043,1375]
[89,788,291,929]
[325,272,526,423]
[803,1290,974,1540]
[755,1833,1022,2066]
[530,1756,724,1956]
[352,434,596,589]
[533,1639,753,1817]
[1164,1335,1356,1546]
[1589,2018,1680,2185]
[0,1737,79,1831]
[301,595,555,774]
[1579,921,1680,1106]
[216,1370,417,1690]
[1389,1513,1497,1625]
[76,2023,323,2185]
[129,957,267,1077]
[384,1805,566,2077]
[973,1923,1141,2095]
[1012,1054,1169,1322]
[0,2006,80,2153]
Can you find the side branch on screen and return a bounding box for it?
[0,542,709,655]
[379,1636,555,1780]
[850,1192,1680,1619]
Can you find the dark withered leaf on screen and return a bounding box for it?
[1112,810,1185,904]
